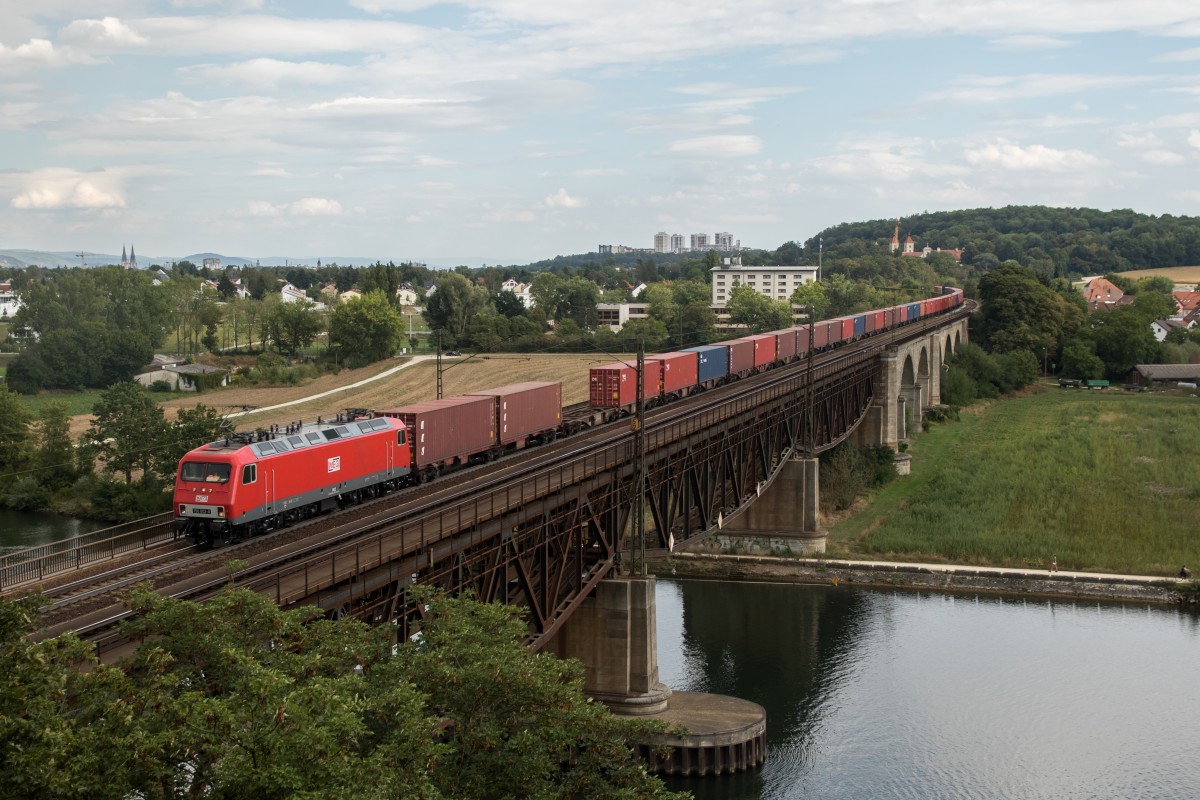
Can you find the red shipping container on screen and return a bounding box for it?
[646,352,699,397]
[795,325,812,355]
[897,304,908,323]
[589,362,640,408]
[725,338,756,377]
[748,334,777,367]
[770,329,798,360]
[838,317,855,341]
[467,381,561,446]
[814,320,834,348]
[380,395,496,469]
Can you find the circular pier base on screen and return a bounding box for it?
[636,691,766,776]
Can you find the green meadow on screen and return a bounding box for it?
[827,387,1200,576]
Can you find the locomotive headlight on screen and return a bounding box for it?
[217,507,225,517]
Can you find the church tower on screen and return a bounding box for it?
[890,220,900,253]
[129,244,137,269]
[121,245,128,268]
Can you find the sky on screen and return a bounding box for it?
[2,1,1200,267]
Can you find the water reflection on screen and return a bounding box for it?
[0,509,104,552]
[657,579,1200,800]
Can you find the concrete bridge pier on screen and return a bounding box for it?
[552,575,671,715]
[691,453,827,556]
[553,575,767,775]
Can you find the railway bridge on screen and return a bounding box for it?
[5,306,968,733]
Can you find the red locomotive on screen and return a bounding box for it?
[174,415,411,547]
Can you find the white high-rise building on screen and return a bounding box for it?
[710,257,818,307]
[670,233,685,253]
[714,232,734,251]
[653,232,669,253]
[691,233,709,251]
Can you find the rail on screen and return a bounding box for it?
[0,513,175,592]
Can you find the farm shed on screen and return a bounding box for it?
[1125,364,1200,389]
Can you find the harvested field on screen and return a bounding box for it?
[67,353,627,437]
[1117,265,1200,284]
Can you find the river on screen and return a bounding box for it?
[656,578,1200,800]
[0,508,105,552]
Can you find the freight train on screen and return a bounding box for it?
[173,287,962,547]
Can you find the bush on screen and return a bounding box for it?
[149,379,173,393]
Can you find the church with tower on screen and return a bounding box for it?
[120,244,138,269]
[889,220,963,262]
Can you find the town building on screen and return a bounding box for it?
[500,278,534,308]
[1125,363,1200,389]
[1080,277,1133,312]
[596,303,650,331]
[120,244,138,269]
[710,257,817,307]
[888,221,963,262]
[0,281,23,319]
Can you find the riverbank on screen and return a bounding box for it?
[654,552,1189,605]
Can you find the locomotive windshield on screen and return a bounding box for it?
[180,461,232,484]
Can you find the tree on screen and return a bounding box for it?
[726,284,792,333]
[0,588,686,800]
[1059,336,1106,380]
[271,299,324,356]
[0,386,31,476]
[791,280,830,321]
[400,590,686,800]
[160,404,230,480]
[34,401,75,490]
[329,291,405,367]
[86,382,168,484]
[976,263,1083,355]
[424,273,490,339]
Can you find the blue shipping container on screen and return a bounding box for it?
[682,345,729,384]
[853,315,866,337]
[907,302,921,320]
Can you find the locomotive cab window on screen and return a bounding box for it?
[181,461,232,484]
[397,429,407,446]
[242,464,257,485]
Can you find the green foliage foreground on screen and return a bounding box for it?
[828,389,1200,575]
[0,588,686,800]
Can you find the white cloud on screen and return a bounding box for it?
[1138,150,1186,165]
[963,139,1102,171]
[180,58,357,88]
[1157,47,1200,62]
[1188,130,1200,150]
[250,167,293,177]
[10,169,126,209]
[988,35,1074,51]
[0,38,95,68]
[541,188,584,209]
[292,197,344,215]
[247,197,344,216]
[60,17,147,48]
[667,135,761,158]
[926,73,1150,105]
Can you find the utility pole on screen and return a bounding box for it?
[818,236,823,282]
[805,303,816,456]
[436,332,443,399]
[633,342,647,576]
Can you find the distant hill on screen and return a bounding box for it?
[0,249,395,270]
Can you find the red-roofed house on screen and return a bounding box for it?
[1172,291,1200,318]
[1081,277,1127,312]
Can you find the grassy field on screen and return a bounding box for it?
[827,385,1200,576]
[1117,265,1200,284]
